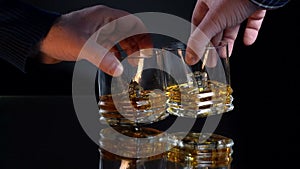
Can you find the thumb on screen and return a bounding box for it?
[79,40,123,77]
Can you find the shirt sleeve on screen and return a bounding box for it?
[249,0,290,9]
[0,0,61,72]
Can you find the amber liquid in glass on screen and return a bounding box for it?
[99,127,168,169]
[166,132,234,169]
[98,80,168,126]
[165,72,233,118]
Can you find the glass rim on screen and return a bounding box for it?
[111,48,163,60]
[206,40,228,49]
[161,41,228,50]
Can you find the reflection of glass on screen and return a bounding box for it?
[98,49,169,126]
[166,132,234,169]
[98,126,168,169]
[162,41,234,118]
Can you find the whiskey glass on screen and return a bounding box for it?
[98,49,169,127]
[98,126,169,169]
[166,132,234,169]
[162,41,234,118]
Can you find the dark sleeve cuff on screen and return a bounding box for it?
[0,0,61,72]
[249,0,290,9]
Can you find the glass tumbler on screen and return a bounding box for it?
[166,132,234,169]
[98,126,169,169]
[162,41,234,118]
[98,49,169,126]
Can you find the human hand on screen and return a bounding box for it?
[40,5,153,76]
[186,0,266,65]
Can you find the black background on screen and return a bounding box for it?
[1,0,299,169]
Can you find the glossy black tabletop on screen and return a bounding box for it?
[0,96,99,169]
[0,95,239,169]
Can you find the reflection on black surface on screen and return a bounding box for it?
[0,96,241,169]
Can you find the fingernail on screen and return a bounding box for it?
[186,53,197,65]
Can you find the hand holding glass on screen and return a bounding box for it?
[163,41,234,118]
[98,49,169,126]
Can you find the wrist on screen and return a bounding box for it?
[39,16,66,64]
